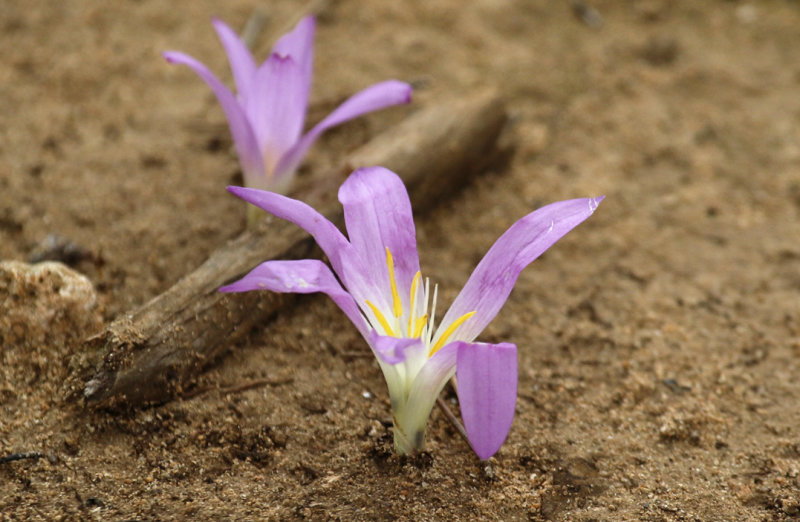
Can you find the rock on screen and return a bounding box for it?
[0,261,100,349]
[1,261,102,401]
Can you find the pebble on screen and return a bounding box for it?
[0,260,100,348]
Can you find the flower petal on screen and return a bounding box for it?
[272,16,315,118]
[455,341,517,460]
[245,53,308,174]
[212,18,257,104]
[242,16,316,164]
[275,80,413,179]
[219,259,368,336]
[437,197,604,343]
[164,51,265,185]
[226,186,350,276]
[369,331,421,365]
[337,167,421,316]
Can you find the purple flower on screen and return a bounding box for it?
[164,17,412,193]
[220,167,603,459]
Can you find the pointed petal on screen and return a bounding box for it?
[272,15,315,106]
[456,342,517,460]
[219,259,368,337]
[336,167,421,315]
[244,53,308,174]
[438,197,604,343]
[226,186,350,276]
[275,80,412,179]
[163,51,265,185]
[212,18,257,104]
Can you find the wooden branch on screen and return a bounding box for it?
[79,90,509,408]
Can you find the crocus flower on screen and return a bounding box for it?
[220,167,603,459]
[164,17,412,194]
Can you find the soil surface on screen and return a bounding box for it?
[2,1,800,520]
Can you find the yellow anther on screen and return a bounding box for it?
[412,315,428,338]
[407,271,421,334]
[386,247,402,318]
[429,311,476,356]
[366,299,396,337]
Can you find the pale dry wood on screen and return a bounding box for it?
[80,91,509,408]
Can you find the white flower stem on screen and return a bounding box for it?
[246,204,268,228]
[393,422,425,455]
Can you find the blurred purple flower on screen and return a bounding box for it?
[164,17,412,193]
[221,167,603,459]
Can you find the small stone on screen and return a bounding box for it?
[0,261,100,349]
[782,498,800,516]
[639,36,680,67]
[28,234,94,266]
[1,260,101,398]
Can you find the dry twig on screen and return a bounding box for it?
[0,451,44,464]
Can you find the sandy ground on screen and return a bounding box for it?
[2,1,800,520]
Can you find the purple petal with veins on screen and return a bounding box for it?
[220,259,368,337]
[438,196,605,344]
[212,18,257,104]
[272,15,315,130]
[455,342,518,460]
[244,53,306,170]
[337,167,421,313]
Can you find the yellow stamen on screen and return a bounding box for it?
[386,247,402,318]
[429,311,476,356]
[366,299,396,337]
[407,271,421,334]
[412,315,428,338]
